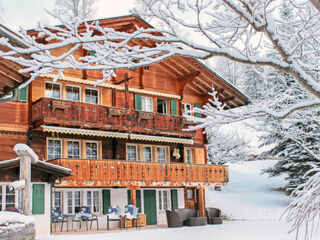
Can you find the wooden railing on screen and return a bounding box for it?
[49,159,228,185]
[32,98,194,138]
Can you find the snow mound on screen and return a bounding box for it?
[206,160,288,220]
[0,211,34,227]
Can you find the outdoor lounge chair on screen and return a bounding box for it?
[166,208,200,227]
[52,207,68,232]
[205,207,223,224]
[124,205,139,229]
[106,206,122,230]
[72,206,99,230]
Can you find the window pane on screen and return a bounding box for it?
[142,96,153,112]
[48,139,61,160]
[67,191,73,214]
[0,186,2,211]
[68,141,80,159]
[45,82,61,99]
[85,89,98,104]
[86,142,98,159]
[163,191,168,210]
[157,147,166,162]
[185,149,193,164]
[93,191,99,213]
[54,191,61,208]
[159,191,162,210]
[87,191,92,212]
[182,103,192,116]
[143,146,152,162]
[74,191,81,213]
[157,99,167,114]
[5,186,15,209]
[66,86,80,101]
[127,145,137,161]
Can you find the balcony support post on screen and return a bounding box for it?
[129,186,140,206]
[197,187,206,217]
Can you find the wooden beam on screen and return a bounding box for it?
[0,73,16,88]
[0,63,24,83]
[163,58,188,76]
[178,70,200,93]
[185,84,202,95]
[0,58,28,78]
[158,62,181,78]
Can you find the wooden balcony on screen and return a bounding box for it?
[32,98,194,138]
[49,159,228,188]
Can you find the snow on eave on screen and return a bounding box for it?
[0,24,30,48]
[35,161,71,176]
[0,158,20,168]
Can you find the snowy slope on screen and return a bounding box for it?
[206,160,288,220]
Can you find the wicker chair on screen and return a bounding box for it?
[205,207,223,224]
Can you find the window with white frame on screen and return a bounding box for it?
[53,191,61,208]
[67,191,81,214]
[143,146,152,162]
[157,99,167,114]
[86,190,100,213]
[66,85,80,102]
[68,141,80,159]
[45,82,61,99]
[157,147,166,162]
[86,142,98,159]
[182,103,192,116]
[85,88,99,104]
[158,190,168,210]
[48,139,62,160]
[127,145,137,161]
[185,148,193,164]
[5,186,15,209]
[141,96,153,112]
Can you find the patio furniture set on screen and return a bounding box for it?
[52,205,140,232]
[165,207,223,227]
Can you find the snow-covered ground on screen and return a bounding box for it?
[37,160,320,240]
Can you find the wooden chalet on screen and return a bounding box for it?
[0,15,249,231]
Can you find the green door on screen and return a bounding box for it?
[102,190,111,215]
[32,184,45,214]
[171,189,178,210]
[143,190,157,225]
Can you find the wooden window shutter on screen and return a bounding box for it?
[32,184,45,214]
[18,86,28,102]
[194,103,202,118]
[102,189,110,215]
[134,94,142,110]
[171,189,178,210]
[127,189,131,204]
[136,190,141,213]
[170,99,177,115]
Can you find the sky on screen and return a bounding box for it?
[0,0,138,30]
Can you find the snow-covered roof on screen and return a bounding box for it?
[0,158,71,178]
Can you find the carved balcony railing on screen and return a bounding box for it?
[49,158,228,187]
[32,98,195,138]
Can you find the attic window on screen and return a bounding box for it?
[130,59,138,71]
[144,66,150,70]
[89,50,96,56]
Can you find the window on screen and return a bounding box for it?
[0,186,2,211]
[45,82,61,99]
[86,190,101,213]
[182,103,192,116]
[185,148,193,164]
[85,88,99,104]
[68,141,80,159]
[67,191,81,214]
[141,96,153,112]
[157,147,166,162]
[186,189,193,199]
[5,186,15,209]
[157,99,167,114]
[66,85,80,102]
[53,191,61,208]
[159,190,168,210]
[48,139,62,160]
[86,142,98,159]
[143,146,152,162]
[127,145,137,161]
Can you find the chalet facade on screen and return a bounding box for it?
[0,15,249,232]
